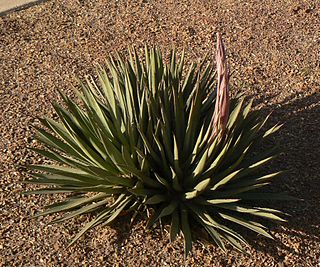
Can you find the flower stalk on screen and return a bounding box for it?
[212,32,230,137]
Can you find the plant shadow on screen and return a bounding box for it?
[240,91,320,259]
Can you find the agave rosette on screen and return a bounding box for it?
[25,35,288,256]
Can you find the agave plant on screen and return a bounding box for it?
[25,34,288,256]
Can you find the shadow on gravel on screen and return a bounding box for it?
[244,92,320,259]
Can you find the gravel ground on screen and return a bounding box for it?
[0,0,319,266]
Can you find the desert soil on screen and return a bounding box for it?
[0,0,319,266]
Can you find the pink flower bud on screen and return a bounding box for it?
[213,33,230,136]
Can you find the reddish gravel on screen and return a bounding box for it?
[0,0,319,266]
